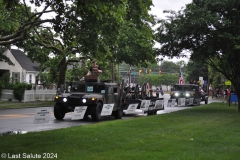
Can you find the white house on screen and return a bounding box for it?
[0,49,40,84]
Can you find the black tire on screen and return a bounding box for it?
[205,98,208,104]
[147,112,153,116]
[91,102,102,121]
[113,106,123,119]
[54,104,65,120]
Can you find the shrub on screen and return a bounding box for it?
[12,83,29,102]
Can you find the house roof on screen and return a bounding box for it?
[10,49,40,72]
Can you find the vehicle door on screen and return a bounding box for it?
[106,86,114,104]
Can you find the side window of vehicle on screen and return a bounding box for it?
[113,88,118,94]
[108,87,113,94]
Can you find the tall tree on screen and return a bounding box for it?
[186,60,208,83]
[0,0,55,45]
[155,0,240,111]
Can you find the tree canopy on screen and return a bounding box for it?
[0,0,157,86]
[155,0,240,110]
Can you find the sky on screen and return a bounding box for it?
[150,0,193,63]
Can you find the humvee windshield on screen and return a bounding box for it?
[71,84,85,92]
[71,83,105,93]
[172,85,199,91]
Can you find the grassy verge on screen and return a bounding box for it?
[0,101,55,109]
[0,103,240,160]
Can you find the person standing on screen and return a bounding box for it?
[87,60,102,76]
[160,87,164,96]
[227,89,231,104]
[155,88,160,98]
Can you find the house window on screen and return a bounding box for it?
[12,72,20,82]
[29,74,32,84]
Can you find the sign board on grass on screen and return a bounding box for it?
[34,108,51,124]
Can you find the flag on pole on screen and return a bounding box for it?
[179,68,184,84]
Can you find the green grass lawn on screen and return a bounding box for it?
[0,101,55,109]
[0,103,240,160]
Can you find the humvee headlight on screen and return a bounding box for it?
[63,98,67,102]
[55,95,59,99]
[174,93,179,97]
[186,93,190,97]
[91,97,95,101]
[82,99,87,103]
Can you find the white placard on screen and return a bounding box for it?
[140,100,150,111]
[188,98,194,105]
[167,99,176,107]
[34,108,51,124]
[126,103,138,114]
[155,100,164,109]
[71,106,87,120]
[178,98,186,106]
[101,104,114,116]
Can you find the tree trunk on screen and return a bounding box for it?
[57,58,67,88]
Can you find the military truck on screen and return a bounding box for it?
[53,76,125,121]
[170,84,208,106]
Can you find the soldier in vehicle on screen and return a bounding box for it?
[87,60,102,76]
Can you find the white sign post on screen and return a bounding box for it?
[101,104,114,116]
[34,108,51,124]
[71,106,88,120]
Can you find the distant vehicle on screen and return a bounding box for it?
[170,84,208,106]
[53,76,125,121]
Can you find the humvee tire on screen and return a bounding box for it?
[54,104,65,120]
[91,102,102,121]
[205,99,208,104]
[113,106,123,119]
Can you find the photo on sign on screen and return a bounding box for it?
[101,104,114,116]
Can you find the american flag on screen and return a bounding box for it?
[179,68,184,84]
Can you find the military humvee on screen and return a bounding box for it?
[170,84,208,106]
[53,76,125,121]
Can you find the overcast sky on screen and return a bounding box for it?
[150,0,192,63]
[150,0,192,19]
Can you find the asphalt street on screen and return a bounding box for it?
[0,97,222,135]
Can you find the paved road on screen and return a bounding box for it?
[0,98,222,134]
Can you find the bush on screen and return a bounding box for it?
[12,83,29,102]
